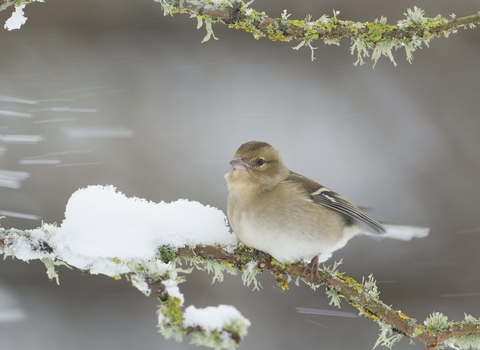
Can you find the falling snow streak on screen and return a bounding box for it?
[22,150,91,159]
[441,292,480,298]
[0,135,45,144]
[0,210,40,220]
[0,95,38,104]
[19,159,62,165]
[457,227,480,234]
[0,110,32,118]
[295,307,358,318]
[0,170,29,189]
[29,107,97,113]
[33,118,77,124]
[56,162,102,167]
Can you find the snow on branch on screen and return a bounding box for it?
[2,0,479,65]
[1,185,480,349]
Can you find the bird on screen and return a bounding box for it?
[224,141,429,281]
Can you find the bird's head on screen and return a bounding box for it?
[226,141,289,191]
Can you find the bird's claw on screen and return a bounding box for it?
[253,249,266,269]
[303,255,320,285]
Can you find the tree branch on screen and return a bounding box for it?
[1,1,479,65]
[154,0,480,65]
[176,245,480,349]
[2,225,480,349]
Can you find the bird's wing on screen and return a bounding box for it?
[287,171,386,234]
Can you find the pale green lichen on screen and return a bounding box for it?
[463,313,480,325]
[41,257,71,285]
[350,37,369,66]
[241,261,260,290]
[362,274,380,300]
[204,259,237,282]
[322,259,344,277]
[424,312,450,333]
[441,315,480,350]
[373,321,403,349]
[200,16,219,43]
[292,40,317,61]
[294,276,301,287]
[182,253,237,284]
[443,335,480,350]
[280,9,291,21]
[325,288,342,308]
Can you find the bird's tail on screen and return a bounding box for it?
[365,224,429,241]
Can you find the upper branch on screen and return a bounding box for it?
[155,0,480,64]
[2,0,479,64]
[158,0,479,41]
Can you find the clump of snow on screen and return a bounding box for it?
[4,0,45,31]
[4,5,27,31]
[50,185,235,275]
[183,304,251,333]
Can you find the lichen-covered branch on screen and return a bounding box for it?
[154,0,480,65]
[175,245,480,349]
[2,0,479,65]
[2,226,480,349]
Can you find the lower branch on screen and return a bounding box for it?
[175,245,480,349]
[2,226,480,349]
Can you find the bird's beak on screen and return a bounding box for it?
[229,157,248,171]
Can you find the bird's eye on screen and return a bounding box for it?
[256,158,265,166]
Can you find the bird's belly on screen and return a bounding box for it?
[233,212,341,263]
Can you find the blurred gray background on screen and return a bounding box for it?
[0,0,479,349]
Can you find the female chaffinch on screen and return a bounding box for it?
[225,141,429,279]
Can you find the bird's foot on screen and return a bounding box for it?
[253,249,267,269]
[303,255,320,285]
